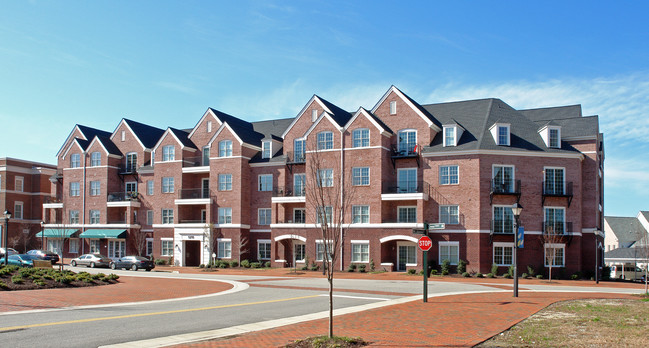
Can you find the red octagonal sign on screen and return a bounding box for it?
[418,235,433,251]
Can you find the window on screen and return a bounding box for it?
[90,210,100,224]
[439,165,459,185]
[90,181,101,196]
[121,130,126,141]
[147,180,154,195]
[202,146,210,166]
[498,126,509,145]
[217,239,232,258]
[125,153,137,172]
[397,130,416,154]
[398,206,417,223]
[219,140,232,157]
[69,210,79,224]
[218,207,232,224]
[161,209,173,224]
[294,174,305,196]
[90,152,101,166]
[108,240,125,258]
[207,120,212,133]
[162,145,175,161]
[262,141,271,159]
[48,239,63,255]
[493,206,514,234]
[316,240,333,261]
[258,240,271,260]
[317,206,333,225]
[439,241,459,265]
[162,177,174,193]
[352,167,369,186]
[398,243,416,268]
[258,174,272,191]
[69,239,79,253]
[89,240,100,253]
[389,101,396,115]
[70,182,80,196]
[544,244,565,267]
[14,202,23,219]
[146,238,153,256]
[14,176,24,192]
[444,127,455,147]
[493,165,514,193]
[70,153,81,168]
[352,205,369,224]
[352,128,369,148]
[352,242,369,262]
[318,169,333,187]
[258,208,272,225]
[544,168,565,195]
[293,139,305,162]
[311,109,318,122]
[440,205,459,224]
[146,210,154,225]
[549,128,560,148]
[544,207,565,234]
[317,131,333,150]
[493,243,514,266]
[161,239,173,257]
[293,208,306,223]
[219,174,232,191]
[294,243,306,262]
[397,168,417,193]
[125,182,137,196]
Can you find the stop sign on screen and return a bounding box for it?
[418,235,433,251]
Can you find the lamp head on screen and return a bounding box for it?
[511,203,523,217]
[3,210,11,220]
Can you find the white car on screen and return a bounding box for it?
[70,253,112,268]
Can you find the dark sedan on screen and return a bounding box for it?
[1,254,40,267]
[110,256,155,271]
[26,249,60,264]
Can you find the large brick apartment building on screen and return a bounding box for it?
[42,86,604,275]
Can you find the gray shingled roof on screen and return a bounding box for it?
[208,108,267,146]
[318,96,352,127]
[168,127,197,149]
[605,216,647,245]
[252,118,294,142]
[95,136,123,156]
[123,119,166,149]
[605,247,648,261]
[519,104,582,121]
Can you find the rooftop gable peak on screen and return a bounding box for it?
[371,85,442,132]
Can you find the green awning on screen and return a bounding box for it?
[79,229,127,239]
[35,229,79,238]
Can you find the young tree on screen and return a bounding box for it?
[540,223,565,283]
[203,223,216,266]
[234,234,249,265]
[131,230,149,257]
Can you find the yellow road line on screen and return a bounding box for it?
[0,294,320,332]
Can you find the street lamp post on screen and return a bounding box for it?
[512,203,523,298]
[3,210,11,266]
[40,221,45,250]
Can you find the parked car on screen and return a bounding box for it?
[26,249,60,264]
[0,247,18,258]
[110,256,155,271]
[70,254,112,268]
[1,254,40,267]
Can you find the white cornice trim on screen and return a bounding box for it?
[421,149,584,160]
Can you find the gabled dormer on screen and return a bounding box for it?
[152,128,197,163]
[442,121,465,147]
[538,124,562,149]
[489,122,511,146]
[86,136,123,167]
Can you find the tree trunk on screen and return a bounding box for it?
[328,275,333,338]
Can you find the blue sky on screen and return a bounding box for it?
[1,1,648,217]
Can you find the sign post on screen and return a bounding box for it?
[418,235,433,302]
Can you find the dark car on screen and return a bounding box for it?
[110,256,155,271]
[1,254,40,267]
[70,254,112,268]
[26,249,60,264]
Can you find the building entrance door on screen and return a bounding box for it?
[184,240,201,267]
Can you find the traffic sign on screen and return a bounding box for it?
[418,235,433,251]
[429,223,445,230]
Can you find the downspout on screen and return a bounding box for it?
[82,151,87,254]
[340,127,344,271]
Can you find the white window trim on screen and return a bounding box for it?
[162,145,175,162]
[258,208,272,225]
[397,241,417,266]
[543,206,566,233]
[217,238,232,259]
[389,100,396,115]
[293,208,306,224]
[351,240,370,263]
[544,243,565,267]
[397,129,417,153]
[492,205,514,234]
[352,167,370,186]
[315,239,334,261]
[443,126,456,147]
[161,238,174,257]
[439,205,460,225]
[262,141,272,159]
[397,205,417,223]
[258,174,273,191]
[490,123,511,146]
[257,239,271,260]
[14,201,23,219]
[493,242,514,266]
[397,168,418,193]
[439,165,459,185]
[438,241,460,265]
[352,128,370,148]
[219,140,233,157]
[543,166,566,194]
[352,205,370,224]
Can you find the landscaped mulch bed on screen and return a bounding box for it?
[285,336,368,348]
[0,266,119,291]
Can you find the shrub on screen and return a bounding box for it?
[369,259,375,272]
[241,259,251,268]
[601,265,611,280]
[264,261,271,268]
[347,264,356,272]
[107,274,119,280]
[462,272,471,277]
[507,265,515,278]
[155,258,167,265]
[358,264,366,273]
[487,273,495,278]
[309,263,320,271]
[407,269,417,275]
[476,273,484,278]
[199,264,205,268]
[441,259,451,275]
[571,273,580,280]
[430,269,438,276]
[521,273,528,279]
[503,273,512,279]
[536,274,544,279]
[34,279,46,286]
[250,262,261,269]
[11,275,24,284]
[527,265,536,277]
[0,281,7,289]
[218,261,228,268]
[457,259,467,274]
[58,275,74,284]
[230,260,239,268]
[301,265,308,271]
[491,263,499,275]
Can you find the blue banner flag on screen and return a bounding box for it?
[517,226,524,248]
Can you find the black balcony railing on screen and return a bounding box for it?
[543,221,573,235]
[182,155,209,168]
[178,188,211,200]
[491,219,515,235]
[43,196,63,204]
[118,164,138,175]
[273,186,306,198]
[491,179,521,195]
[382,181,429,195]
[542,181,574,207]
[107,192,140,202]
[179,219,206,224]
[286,151,306,164]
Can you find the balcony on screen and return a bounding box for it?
[107,192,141,207]
[271,186,306,203]
[286,151,306,164]
[118,164,138,175]
[43,195,63,209]
[543,221,574,245]
[491,219,514,235]
[175,188,211,205]
[182,155,210,173]
[381,181,429,201]
[542,181,573,207]
[490,179,521,204]
[390,144,420,168]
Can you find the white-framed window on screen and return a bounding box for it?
[147,180,154,195]
[262,141,272,159]
[493,242,514,266]
[218,207,232,224]
[258,174,272,191]
[498,126,509,145]
[258,208,272,225]
[397,242,416,268]
[14,176,24,192]
[317,131,333,150]
[146,210,154,225]
[161,239,173,257]
[544,207,566,235]
[293,139,305,162]
[311,109,318,122]
[162,145,175,161]
[125,152,137,172]
[202,146,210,166]
[294,174,305,196]
[352,167,370,186]
[125,181,137,196]
[162,177,174,193]
[146,238,153,256]
[493,165,514,193]
[69,210,80,224]
[70,153,81,168]
[161,209,174,224]
[397,206,417,223]
[293,208,306,223]
[389,100,396,115]
[351,241,369,263]
[258,239,271,260]
[316,240,333,261]
[219,174,232,191]
[439,165,459,185]
[89,239,100,254]
[397,129,417,154]
[219,140,232,157]
[90,152,101,166]
[70,182,80,197]
[14,202,23,219]
[549,128,560,148]
[493,206,514,234]
[544,167,565,195]
[90,210,100,224]
[48,239,63,255]
[294,242,306,262]
[217,238,232,258]
[544,243,565,267]
[444,126,456,147]
[121,130,126,141]
[397,168,417,193]
[207,120,212,133]
[440,205,459,225]
[352,205,369,224]
[90,181,101,196]
[69,238,80,253]
[439,241,459,265]
[317,206,333,225]
[318,169,334,187]
[352,128,369,148]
